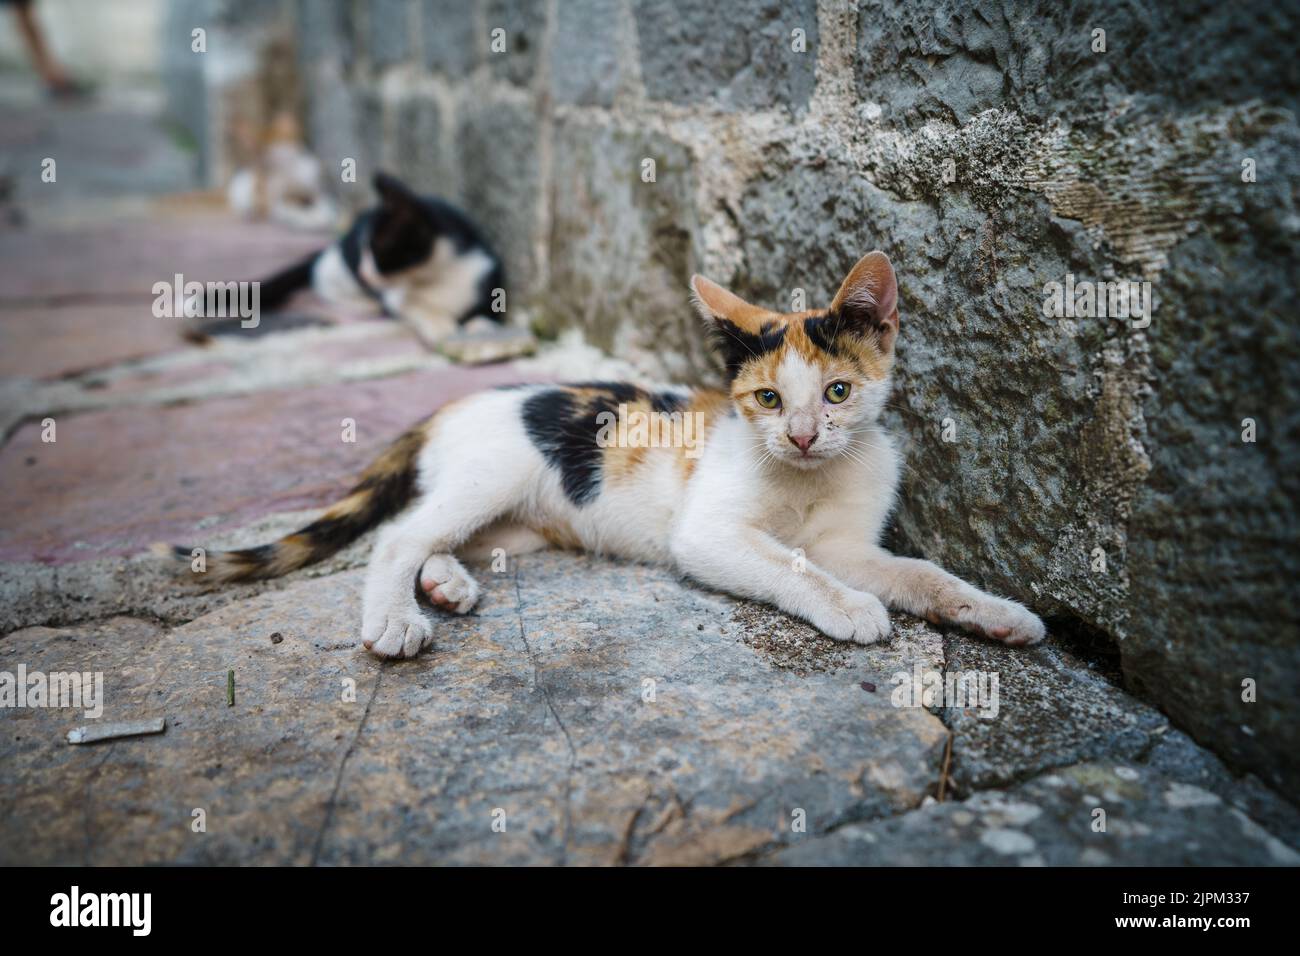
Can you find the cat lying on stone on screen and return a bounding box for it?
[191,172,509,351]
[164,251,1046,658]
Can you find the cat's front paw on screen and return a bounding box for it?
[362,602,435,659]
[418,554,479,614]
[948,593,1046,648]
[817,590,892,646]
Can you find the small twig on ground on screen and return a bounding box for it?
[67,717,166,744]
[227,669,235,707]
[937,732,954,802]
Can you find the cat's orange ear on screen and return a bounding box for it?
[689,275,774,333]
[831,252,899,353]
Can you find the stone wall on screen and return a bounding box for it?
[198,0,1296,791]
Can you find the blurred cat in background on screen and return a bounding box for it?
[227,112,337,232]
[192,171,510,352]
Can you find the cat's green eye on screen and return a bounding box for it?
[754,389,781,409]
[824,382,851,404]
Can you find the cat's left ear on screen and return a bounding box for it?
[831,251,899,353]
[373,171,417,208]
[689,274,773,332]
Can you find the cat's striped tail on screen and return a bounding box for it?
[257,251,322,312]
[157,419,429,583]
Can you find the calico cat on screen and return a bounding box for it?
[166,251,1045,658]
[199,172,506,347]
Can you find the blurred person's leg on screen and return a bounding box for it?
[5,0,82,97]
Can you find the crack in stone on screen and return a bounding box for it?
[310,666,383,866]
[80,742,116,866]
[512,566,576,866]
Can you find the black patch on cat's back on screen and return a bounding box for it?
[650,390,686,414]
[522,388,606,506]
[521,383,687,506]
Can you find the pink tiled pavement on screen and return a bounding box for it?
[0,218,386,382]
[0,219,329,302]
[0,362,534,564]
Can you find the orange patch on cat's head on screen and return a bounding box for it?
[690,252,900,397]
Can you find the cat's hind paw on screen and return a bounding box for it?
[418,554,480,614]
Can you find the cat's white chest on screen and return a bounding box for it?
[740,435,899,550]
[395,239,496,339]
[765,488,848,548]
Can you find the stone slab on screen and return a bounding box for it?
[0,552,949,865]
[766,762,1300,866]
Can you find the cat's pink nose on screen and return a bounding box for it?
[788,432,817,452]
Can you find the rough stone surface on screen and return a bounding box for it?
[421,0,481,76]
[767,762,1300,867]
[546,119,709,382]
[725,2,1300,793]
[854,0,1300,127]
[940,636,1167,794]
[393,94,451,196]
[456,98,542,296]
[367,0,414,67]
[484,0,545,87]
[295,0,356,65]
[551,0,625,107]
[635,0,819,112]
[0,555,950,865]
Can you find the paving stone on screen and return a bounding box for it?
[0,304,186,380]
[765,762,1300,866]
[0,219,328,303]
[0,95,196,222]
[1139,726,1300,850]
[941,635,1167,794]
[0,553,949,865]
[0,361,531,565]
[0,321,447,453]
[0,509,369,634]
